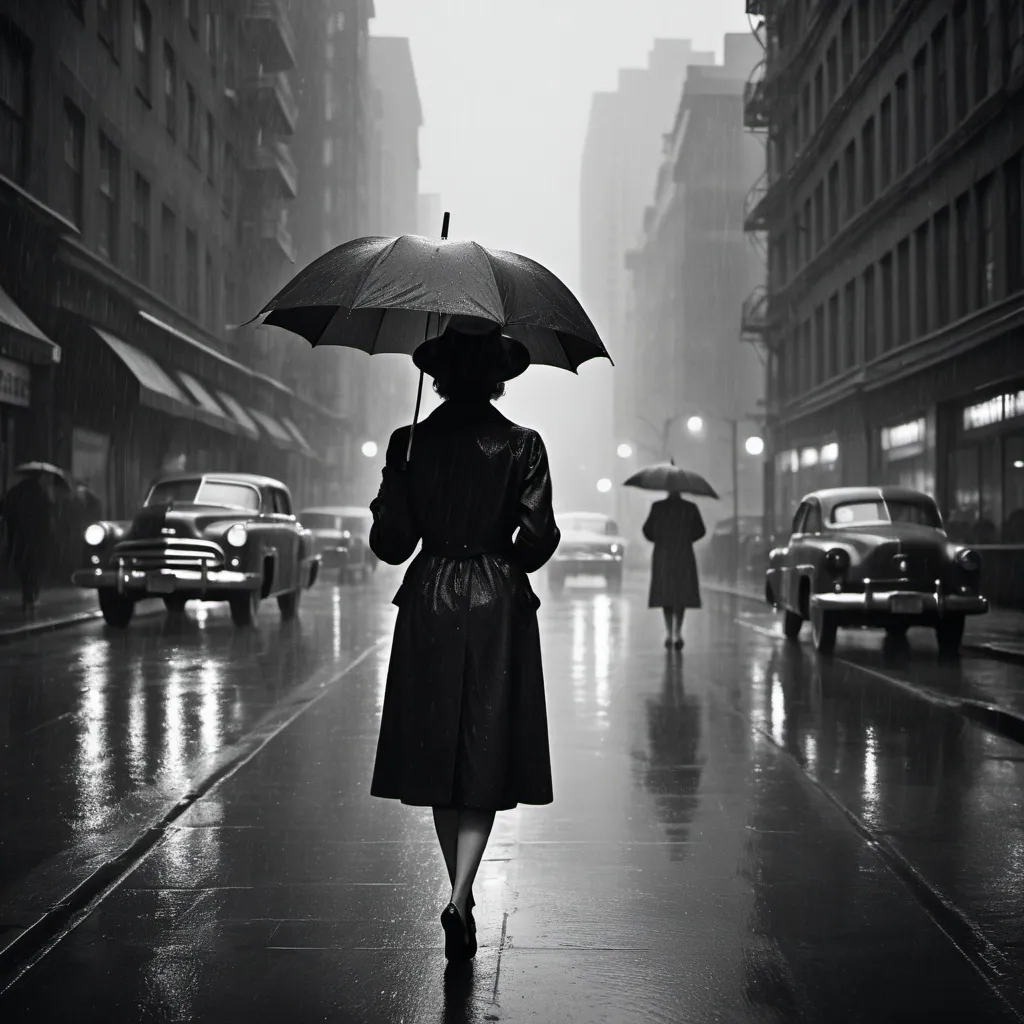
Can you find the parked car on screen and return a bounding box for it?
[73,473,320,627]
[765,486,988,654]
[701,515,765,581]
[299,506,377,583]
[549,511,626,595]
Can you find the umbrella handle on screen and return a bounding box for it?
[406,369,425,464]
[441,211,450,239]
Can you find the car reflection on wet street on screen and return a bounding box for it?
[1,570,1023,1021]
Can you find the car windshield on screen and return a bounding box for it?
[302,513,341,530]
[341,516,369,534]
[830,499,941,528]
[561,515,609,534]
[146,479,260,511]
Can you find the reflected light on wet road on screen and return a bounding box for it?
[76,638,111,830]
[571,601,587,706]
[770,670,785,747]
[862,725,881,825]
[593,596,611,721]
[332,588,343,662]
[199,661,222,754]
[127,660,147,786]
[162,667,186,791]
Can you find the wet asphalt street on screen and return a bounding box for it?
[1,568,1023,1022]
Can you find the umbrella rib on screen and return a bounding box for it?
[349,236,403,310]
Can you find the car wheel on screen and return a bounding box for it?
[229,590,260,627]
[163,595,188,614]
[277,587,301,620]
[810,604,838,654]
[781,609,803,640]
[99,588,134,628]
[607,568,623,594]
[935,614,966,655]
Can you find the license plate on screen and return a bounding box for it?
[146,574,176,594]
[890,595,924,614]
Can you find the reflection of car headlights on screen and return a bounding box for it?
[84,523,107,546]
[342,530,351,539]
[226,523,247,548]
[610,543,620,554]
[956,547,981,572]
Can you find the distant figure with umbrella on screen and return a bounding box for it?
[625,460,715,649]
[0,464,61,611]
[252,215,611,965]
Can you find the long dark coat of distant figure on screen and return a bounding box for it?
[642,494,706,609]
[368,400,561,811]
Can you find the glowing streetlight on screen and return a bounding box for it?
[596,478,612,493]
[744,435,765,456]
[616,443,633,459]
[685,415,704,435]
[361,441,378,458]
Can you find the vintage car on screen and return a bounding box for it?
[72,473,320,628]
[299,505,377,584]
[548,511,626,595]
[765,486,988,654]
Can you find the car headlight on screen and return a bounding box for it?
[226,523,248,548]
[610,543,620,554]
[956,547,981,572]
[342,530,351,540]
[825,548,850,574]
[84,523,107,546]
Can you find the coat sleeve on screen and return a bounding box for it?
[368,427,421,565]
[512,431,560,573]
[642,503,659,543]
[692,505,707,543]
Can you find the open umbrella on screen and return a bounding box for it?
[249,214,611,458]
[623,460,719,499]
[13,462,72,489]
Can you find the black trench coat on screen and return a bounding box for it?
[368,399,560,811]
[643,495,706,609]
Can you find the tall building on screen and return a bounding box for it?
[0,0,375,515]
[744,0,1024,605]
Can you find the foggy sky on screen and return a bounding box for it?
[372,1,754,510]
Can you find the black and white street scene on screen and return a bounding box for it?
[2,1,1024,1021]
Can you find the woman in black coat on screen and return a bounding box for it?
[368,321,560,963]
[642,492,706,649]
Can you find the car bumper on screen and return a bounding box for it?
[73,568,262,594]
[811,588,989,616]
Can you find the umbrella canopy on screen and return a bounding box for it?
[14,462,72,488]
[623,462,719,499]
[252,234,611,373]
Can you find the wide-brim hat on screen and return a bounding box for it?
[412,328,531,383]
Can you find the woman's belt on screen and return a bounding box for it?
[420,541,515,559]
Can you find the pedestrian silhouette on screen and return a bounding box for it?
[0,472,55,611]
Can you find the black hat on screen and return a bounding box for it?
[413,328,530,382]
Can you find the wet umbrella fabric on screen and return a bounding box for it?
[14,462,72,489]
[624,463,720,500]
[252,234,611,373]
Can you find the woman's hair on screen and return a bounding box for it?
[431,331,507,402]
[433,374,505,402]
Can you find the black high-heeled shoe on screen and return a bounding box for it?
[440,903,476,962]
[674,638,684,650]
[466,891,476,937]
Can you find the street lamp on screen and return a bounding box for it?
[745,435,765,457]
[685,415,705,436]
[361,441,378,458]
[616,443,633,459]
[596,477,612,493]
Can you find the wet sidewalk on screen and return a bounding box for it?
[1,580,1019,1021]
[0,586,163,642]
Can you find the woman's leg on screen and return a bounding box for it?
[432,807,459,888]
[450,809,495,919]
[673,608,685,639]
[661,608,673,638]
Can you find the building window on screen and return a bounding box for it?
[932,20,949,144]
[802,320,813,393]
[63,98,84,228]
[97,133,119,261]
[841,12,854,85]
[915,222,930,336]
[843,279,857,368]
[826,40,838,105]
[778,230,789,283]
[1006,0,1024,82]
[160,204,176,299]
[163,42,176,138]
[206,10,218,77]
[935,206,952,326]
[98,0,121,61]
[133,1,151,103]
[912,47,928,163]
[790,106,799,159]
[879,94,892,190]
[205,111,215,182]
[864,265,877,361]
[223,141,236,215]
[896,239,911,344]
[976,175,994,307]
[862,117,875,205]
[185,0,198,39]
[185,228,198,316]
[973,0,989,103]
[130,171,150,283]
[955,190,972,317]
[895,75,908,175]
[801,82,811,147]
[814,305,825,385]
[828,162,839,239]
[0,27,30,184]
[873,0,887,40]
[801,201,811,264]
[205,248,217,328]
[880,253,894,351]
[185,83,198,160]
[814,181,825,252]
[828,293,840,378]
[953,2,968,122]
[844,141,856,221]
[1006,155,1023,295]
[857,0,870,62]
[814,66,823,127]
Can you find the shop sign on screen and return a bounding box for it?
[963,390,1024,431]
[881,418,926,451]
[777,443,840,472]
[0,356,30,408]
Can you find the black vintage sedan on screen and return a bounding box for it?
[765,486,988,654]
[73,473,320,627]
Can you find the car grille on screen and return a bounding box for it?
[113,538,225,571]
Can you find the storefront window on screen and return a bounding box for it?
[1005,436,1024,542]
[876,412,936,495]
[948,437,1001,542]
[774,440,842,532]
[71,427,110,517]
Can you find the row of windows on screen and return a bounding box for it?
[771,3,1013,288]
[776,150,1024,400]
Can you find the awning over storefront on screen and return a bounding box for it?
[248,407,295,450]
[95,328,196,417]
[0,283,61,365]
[216,390,261,439]
[177,371,241,434]
[282,416,320,459]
